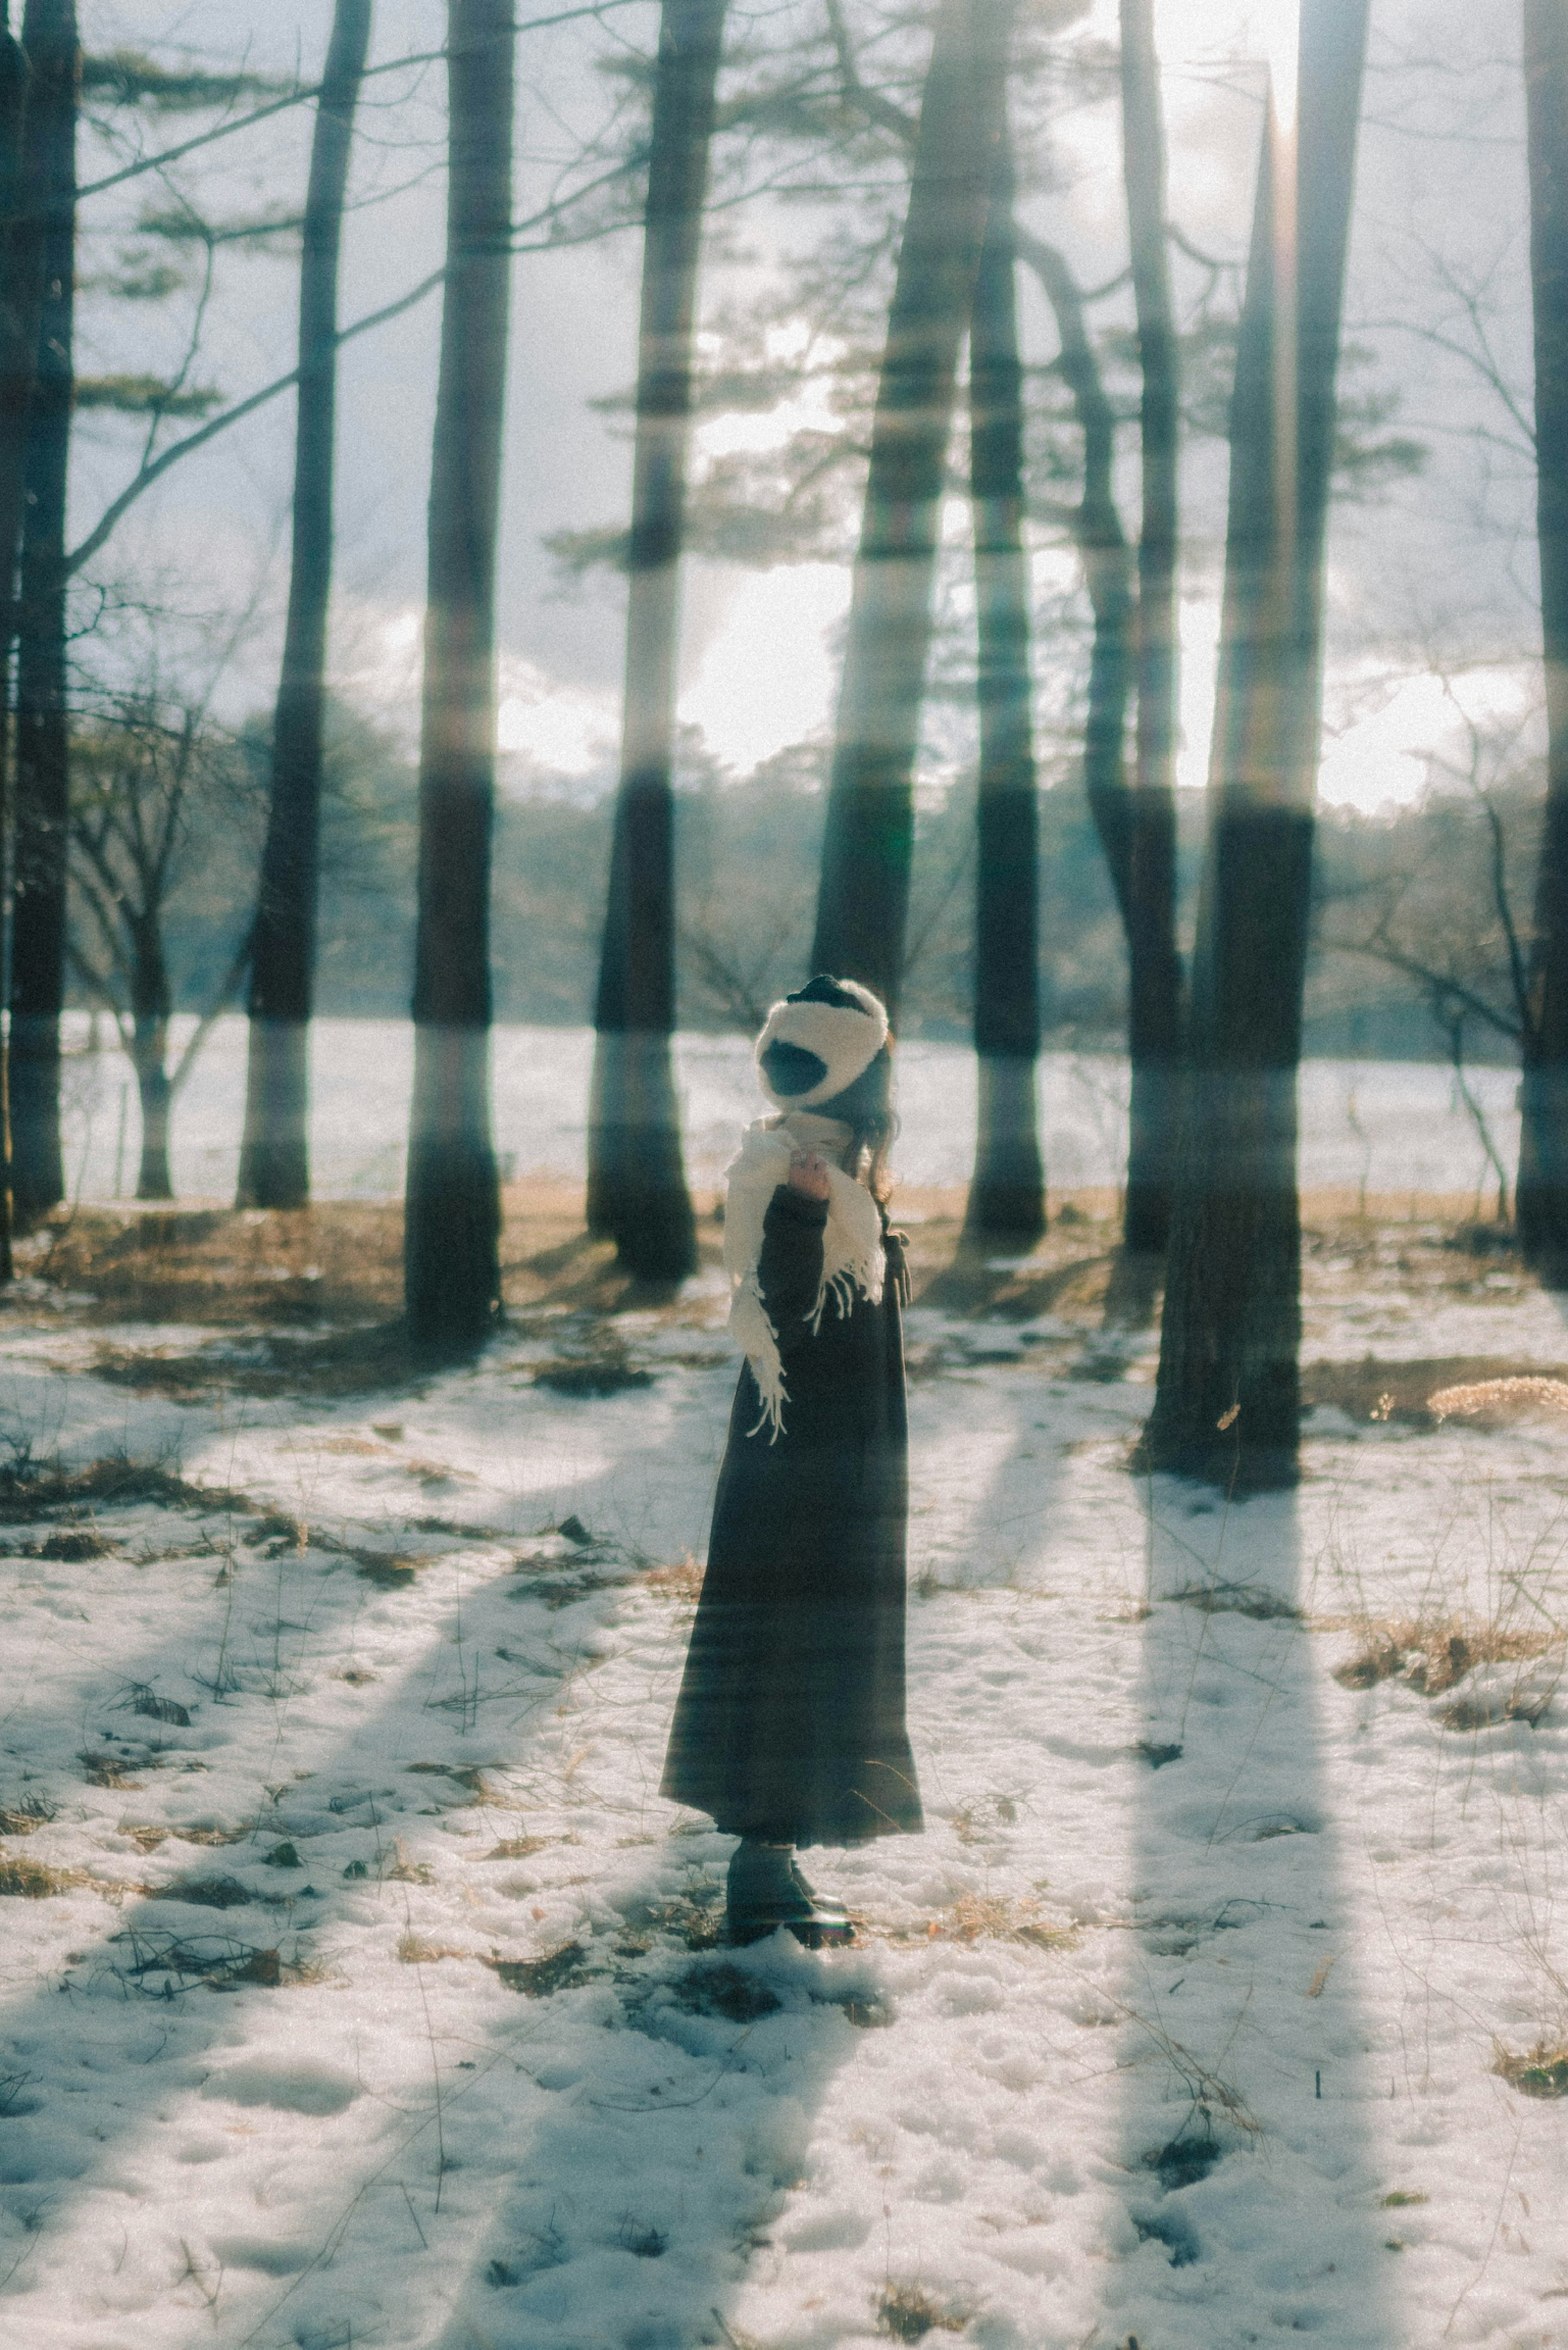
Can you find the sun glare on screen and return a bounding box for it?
[1261,0,1300,130]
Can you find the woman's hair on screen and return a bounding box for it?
[816,1043,897,1202]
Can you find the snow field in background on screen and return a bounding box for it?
[57,1014,1522,1202]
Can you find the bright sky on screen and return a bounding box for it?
[88,2,1536,820]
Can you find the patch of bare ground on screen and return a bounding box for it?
[876,2282,971,2341]
[930,1891,1076,1950]
[1494,2041,1568,2098]
[641,1554,704,1601]
[1328,1615,1560,1692]
[0,1186,1558,1420]
[1327,1612,1564,1725]
[1303,1357,1568,1428]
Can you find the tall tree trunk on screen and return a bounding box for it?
[586,0,726,1280]
[403,0,512,1347]
[0,4,50,1280]
[1518,0,1568,1268]
[964,117,1044,1246]
[9,0,74,1231]
[236,0,371,1211]
[811,0,1004,1014]
[1118,0,1183,1254]
[1143,0,1370,1488]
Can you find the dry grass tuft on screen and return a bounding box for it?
[1330,1614,1561,1700]
[933,1891,1074,1950]
[114,1930,325,1990]
[0,1856,87,1897]
[1171,1580,1301,1621]
[876,2282,971,2341]
[950,1794,1020,1846]
[1429,1376,1568,1422]
[396,1931,467,1965]
[0,1798,53,1836]
[483,1941,594,1996]
[148,1874,253,1911]
[1494,2040,1568,2099]
[381,1839,434,1884]
[642,1554,705,1601]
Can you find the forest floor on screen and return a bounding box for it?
[0,1184,1566,2348]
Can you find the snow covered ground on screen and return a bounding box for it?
[0,1221,1567,2346]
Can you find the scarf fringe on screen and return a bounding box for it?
[722,1119,884,1440]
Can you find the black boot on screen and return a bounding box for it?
[790,1853,850,1932]
[726,1840,853,1948]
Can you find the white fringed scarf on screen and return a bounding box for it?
[723,1111,885,1441]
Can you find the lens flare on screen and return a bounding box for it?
[1262,0,1299,130]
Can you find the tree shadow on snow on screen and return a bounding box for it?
[0,1355,758,2337]
[1107,1477,1395,2350]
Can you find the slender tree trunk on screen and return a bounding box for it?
[1143,0,1370,1488]
[1518,0,1568,1268]
[133,1038,172,1199]
[126,913,173,1199]
[586,0,726,1279]
[964,118,1044,1246]
[811,0,1004,1014]
[0,6,49,1282]
[236,0,371,1211]
[9,0,74,1231]
[403,0,513,1347]
[1118,0,1183,1253]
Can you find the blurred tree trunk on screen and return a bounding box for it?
[1518,0,1568,1267]
[1142,0,1370,1488]
[403,0,512,1347]
[1118,0,1183,1253]
[586,0,726,1280]
[811,0,1004,1016]
[10,0,74,1232]
[237,0,372,1211]
[964,117,1044,1246]
[0,4,50,1278]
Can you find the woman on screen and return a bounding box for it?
[661,975,924,1946]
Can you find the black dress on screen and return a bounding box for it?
[661,1182,924,1847]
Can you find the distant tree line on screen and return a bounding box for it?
[111,716,1538,1068]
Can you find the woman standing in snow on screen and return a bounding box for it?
[661,976,924,1946]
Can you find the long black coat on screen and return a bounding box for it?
[661,1182,924,1848]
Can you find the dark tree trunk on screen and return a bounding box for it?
[1118,0,1183,1254]
[403,0,513,1347]
[964,119,1044,1247]
[1014,227,1140,1129]
[587,0,726,1280]
[1518,0,1568,1268]
[236,0,372,1211]
[10,0,74,1232]
[0,6,50,1279]
[1143,0,1370,1488]
[811,0,1004,1016]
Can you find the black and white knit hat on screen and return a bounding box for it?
[755,975,890,1111]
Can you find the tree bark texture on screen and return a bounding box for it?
[1519,0,1568,1267]
[1118,0,1183,1253]
[237,0,371,1211]
[10,0,74,1232]
[587,0,726,1280]
[0,10,50,1278]
[964,119,1045,1246]
[403,0,513,1347]
[811,0,1004,1017]
[1143,0,1369,1488]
